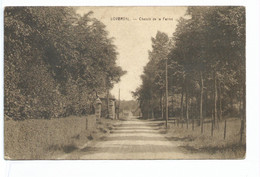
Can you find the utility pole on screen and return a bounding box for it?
[166,57,169,129]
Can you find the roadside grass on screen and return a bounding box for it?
[162,118,246,159]
[4,116,118,160]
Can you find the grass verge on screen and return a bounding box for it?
[4,116,119,159]
[160,118,246,159]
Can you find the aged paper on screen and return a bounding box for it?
[4,6,246,161]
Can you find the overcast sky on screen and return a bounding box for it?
[76,7,187,100]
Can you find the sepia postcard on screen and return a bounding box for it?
[4,6,246,160]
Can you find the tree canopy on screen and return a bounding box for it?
[133,7,245,122]
[4,7,126,120]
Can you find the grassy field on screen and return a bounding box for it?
[4,116,118,160]
[162,118,246,159]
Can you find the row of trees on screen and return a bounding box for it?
[4,7,125,120]
[133,7,245,130]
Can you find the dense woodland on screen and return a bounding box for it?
[4,7,125,120]
[133,7,245,127]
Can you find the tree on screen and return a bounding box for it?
[168,7,245,133]
[133,31,170,119]
[4,7,126,120]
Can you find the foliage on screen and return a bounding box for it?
[134,7,245,120]
[133,31,171,118]
[4,7,125,120]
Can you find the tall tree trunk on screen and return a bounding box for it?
[160,93,162,118]
[191,101,194,130]
[211,109,214,136]
[161,93,164,119]
[214,72,218,128]
[172,96,174,117]
[148,98,151,119]
[240,80,246,143]
[200,71,204,133]
[204,89,207,119]
[219,82,223,120]
[186,88,189,129]
[165,57,168,128]
[196,94,200,126]
[151,105,154,119]
[106,88,110,118]
[118,88,120,119]
[180,83,184,126]
[239,91,242,119]
[150,96,154,119]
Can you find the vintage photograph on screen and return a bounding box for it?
[4,6,245,160]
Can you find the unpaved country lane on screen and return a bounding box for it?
[67,117,211,160]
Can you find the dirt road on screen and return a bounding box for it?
[60,117,216,160]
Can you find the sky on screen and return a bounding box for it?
[76,7,187,100]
